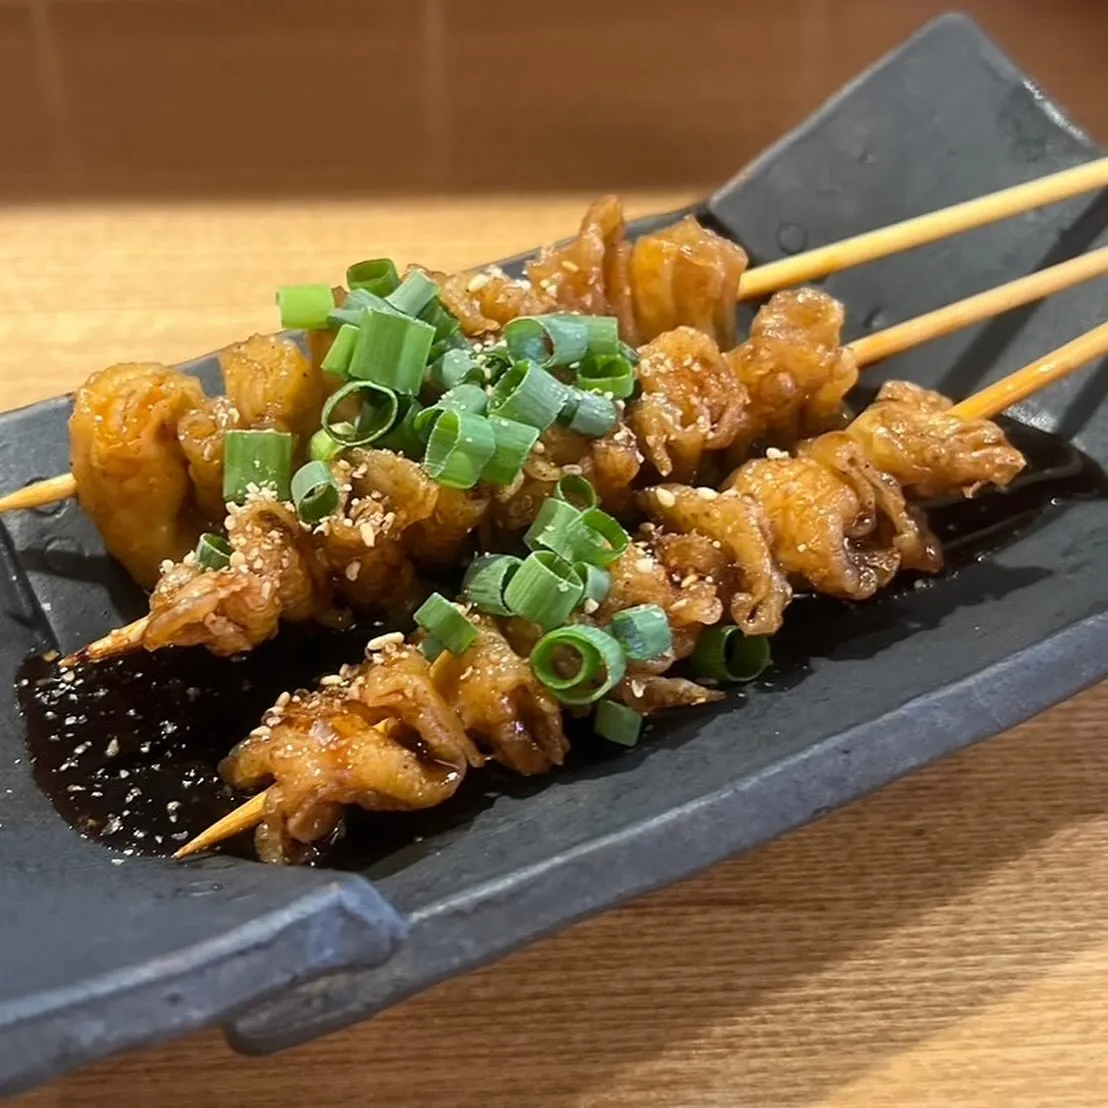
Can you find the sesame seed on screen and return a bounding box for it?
[583,598,599,614]
[635,558,655,573]
[345,560,361,581]
[359,523,377,548]
[467,272,490,292]
[366,631,405,650]
[630,679,646,698]
[320,674,344,687]
[655,487,677,508]
[765,447,789,460]
[105,738,120,758]
[696,487,718,500]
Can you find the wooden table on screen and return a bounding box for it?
[2,196,1106,1108]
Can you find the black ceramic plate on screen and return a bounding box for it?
[3,12,1108,1097]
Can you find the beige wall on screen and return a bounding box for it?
[0,0,1104,199]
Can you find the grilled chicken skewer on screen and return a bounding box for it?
[174,318,1108,864]
[7,167,1108,523]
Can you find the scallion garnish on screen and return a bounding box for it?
[566,390,618,437]
[503,314,589,369]
[530,624,627,705]
[594,700,643,747]
[488,361,568,430]
[349,309,434,394]
[619,341,640,366]
[414,383,490,440]
[524,496,582,556]
[321,322,360,378]
[421,299,463,342]
[581,316,621,357]
[577,353,635,400]
[420,636,446,662]
[609,604,673,661]
[555,474,598,510]
[423,410,496,489]
[222,429,293,504]
[195,532,232,571]
[413,592,477,656]
[504,552,584,630]
[386,271,439,318]
[480,345,514,381]
[377,395,426,458]
[290,460,340,524]
[328,287,397,329]
[321,380,400,446]
[276,283,335,330]
[690,627,771,683]
[483,417,540,486]
[347,258,399,297]
[309,426,349,463]
[430,348,483,392]
[576,563,611,607]
[562,507,629,567]
[462,554,522,616]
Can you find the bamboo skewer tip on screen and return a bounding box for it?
[173,791,268,859]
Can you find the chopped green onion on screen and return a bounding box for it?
[222,429,293,504]
[290,460,339,524]
[420,635,446,662]
[386,271,439,317]
[558,389,581,425]
[328,287,397,329]
[347,258,399,297]
[309,426,349,463]
[321,322,360,377]
[563,507,629,567]
[524,496,581,555]
[594,699,643,747]
[530,624,626,705]
[576,563,611,607]
[503,314,589,369]
[276,283,334,330]
[430,347,483,391]
[377,395,426,458]
[321,380,399,446]
[580,316,621,357]
[691,628,771,683]
[195,532,232,571]
[421,299,462,342]
[463,554,521,617]
[349,309,434,394]
[504,552,584,631]
[577,353,635,400]
[479,345,514,380]
[483,417,539,486]
[609,604,672,661]
[488,361,568,430]
[414,383,489,439]
[423,410,496,489]
[566,390,618,437]
[555,473,598,510]
[413,592,477,656]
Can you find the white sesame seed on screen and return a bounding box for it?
[696,487,718,500]
[655,487,677,508]
[359,523,376,548]
[635,557,655,573]
[467,272,491,292]
[765,447,789,460]
[345,560,361,581]
[583,598,599,614]
[320,674,344,687]
[367,631,405,650]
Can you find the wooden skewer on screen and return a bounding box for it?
[60,616,148,668]
[0,473,77,514]
[172,318,1108,860]
[849,246,1108,367]
[172,791,268,859]
[738,156,1108,301]
[950,319,1108,422]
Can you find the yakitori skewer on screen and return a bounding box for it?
[737,157,1108,300]
[9,239,1108,524]
[171,317,1108,860]
[63,264,1108,670]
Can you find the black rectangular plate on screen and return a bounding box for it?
[3,12,1108,1096]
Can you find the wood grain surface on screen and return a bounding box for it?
[1,191,1106,1108]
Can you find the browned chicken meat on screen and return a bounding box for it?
[69,363,207,589]
[144,494,333,656]
[435,196,745,348]
[846,379,1025,498]
[726,288,858,455]
[223,628,567,861]
[176,395,243,521]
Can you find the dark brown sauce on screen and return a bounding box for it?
[18,415,1107,867]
